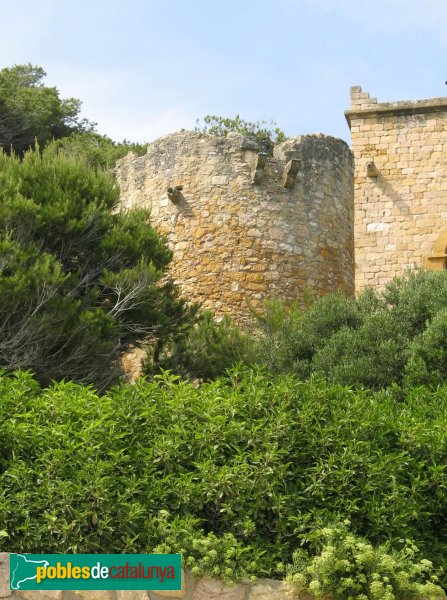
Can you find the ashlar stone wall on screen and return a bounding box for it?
[1,577,314,600]
[115,131,353,324]
[346,86,447,292]
[0,555,316,600]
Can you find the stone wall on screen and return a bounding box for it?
[115,131,354,325]
[1,579,314,600]
[346,86,447,292]
[0,554,314,600]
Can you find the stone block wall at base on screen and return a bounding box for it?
[0,554,314,600]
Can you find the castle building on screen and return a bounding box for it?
[346,87,447,291]
[115,131,353,324]
[115,88,447,324]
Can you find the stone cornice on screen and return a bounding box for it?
[345,97,447,126]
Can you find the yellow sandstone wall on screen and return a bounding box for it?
[346,86,447,292]
[115,131,353,324]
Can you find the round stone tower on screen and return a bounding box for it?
[115,130,354,324]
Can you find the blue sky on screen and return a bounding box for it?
[2,0,446,144]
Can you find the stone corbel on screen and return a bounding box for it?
[424,228,447,271]
[424,254,447,271]
[252,153,268,185]
[366,161,379,177]
[282,159,301,189]
[167,185,184,204]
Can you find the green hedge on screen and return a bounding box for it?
[0,369,446,595]
[151,270,447,391]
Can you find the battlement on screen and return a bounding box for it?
[346,85,447,121]
[115,130,354,323]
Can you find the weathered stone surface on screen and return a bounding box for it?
[115,131,354,329]
[346,86,447,292]
[0,553,10,598]
[0,568,416,600]
[113,592,150,600]
[14,592,62,599]
[62,592,112,600]
[120,345,147,382]
[247,578,298,599]
[149,569,187,599]
[192,577,247,600]
[296,593,315,600]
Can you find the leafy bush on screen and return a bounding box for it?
[250,298,311,378]
[383,269,447,338]
[148,311,255,380]
[311,311,407,389]
[0,149,193,389]
[247,291,411,388]
[1,369,447,592]
[165,270,447,390]
[297,270,447,389]
[404,309,447,387]
[287,523,444,600]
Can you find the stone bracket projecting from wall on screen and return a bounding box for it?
[251,153,268,185]
[252,155,301,190]
[282,159,301,189]
[167,186,184,204]
[424,228,447,271]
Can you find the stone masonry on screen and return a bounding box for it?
[116,88,447,322]
[0,554,316,600]
[115,131,354,324]
[346,86,447,292]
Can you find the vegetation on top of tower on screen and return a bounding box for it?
[195,114,287,154]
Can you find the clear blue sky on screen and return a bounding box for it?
[2,0,446,145]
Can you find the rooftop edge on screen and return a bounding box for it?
[345,85,447,126]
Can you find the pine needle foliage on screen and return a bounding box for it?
[0,149,193,389]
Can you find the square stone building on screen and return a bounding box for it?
[345,86,447,293]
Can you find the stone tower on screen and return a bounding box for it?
[115,130,354,324]
[346,86,447,292]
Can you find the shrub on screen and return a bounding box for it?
[45,132,147,171]
[311,311,407,389]
[403,309,447,387]
[150,270,447,391]
[250,298,312,378]
[1,369,447,591]
[195,114,286,154]
[0,149,193,390]
[383,269,447,338]
[147,311,255,380]
[287,523,444,599]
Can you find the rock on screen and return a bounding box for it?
[192,577,246,600]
